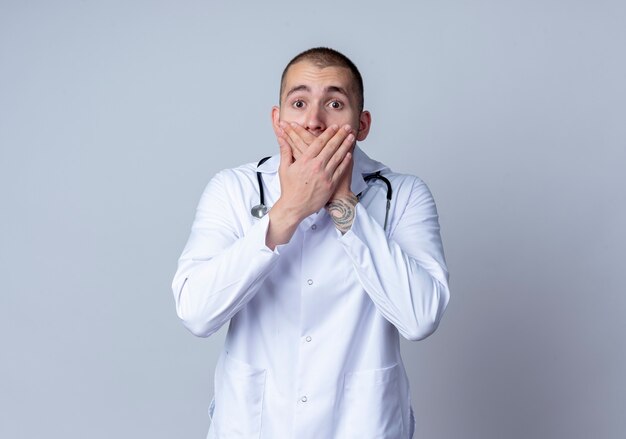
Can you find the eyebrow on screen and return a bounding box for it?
[326,85,350,97]
[284,84,350,99]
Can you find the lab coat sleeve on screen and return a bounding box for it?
[339,176,450,341]
[172,169,282,338]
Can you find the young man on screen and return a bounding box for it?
[172,47,450,439]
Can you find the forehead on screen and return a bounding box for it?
[282,61,355,97]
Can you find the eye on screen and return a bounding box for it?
[293,100,305,109]
[328,100,343,109]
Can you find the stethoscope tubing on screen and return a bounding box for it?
[361,171,392,230]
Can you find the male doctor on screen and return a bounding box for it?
[172,47,450,438]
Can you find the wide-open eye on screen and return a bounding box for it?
[328,100,343,109]
[293,100,305,109]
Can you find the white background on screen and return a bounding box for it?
[1,1,624,438]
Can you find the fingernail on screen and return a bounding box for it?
[279,121,287,128]
[343,124,351,132]
[290,122,298,128]
[347,133,355,142]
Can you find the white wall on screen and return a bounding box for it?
[1,1,624,438]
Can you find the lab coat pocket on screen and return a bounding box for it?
[213,354,267,438]
[341,363,403,438]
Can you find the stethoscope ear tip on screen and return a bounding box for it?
[251,204,268,219]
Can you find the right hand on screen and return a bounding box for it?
[265,123,355,248]
[276,123,355,220]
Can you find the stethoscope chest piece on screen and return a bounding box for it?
[250,204,268,219]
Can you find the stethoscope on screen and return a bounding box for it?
[251,156,393,230]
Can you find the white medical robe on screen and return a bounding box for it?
[172,146,450,438]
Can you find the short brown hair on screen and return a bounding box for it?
[279,47,364,112]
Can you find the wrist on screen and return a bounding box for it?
[271,198,306,226]
[326,194,358,234]
[265,198,302,250]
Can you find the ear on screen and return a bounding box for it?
[271,106,281,138]
[356,110,371,141]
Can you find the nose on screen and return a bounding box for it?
[304,106,326,136]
